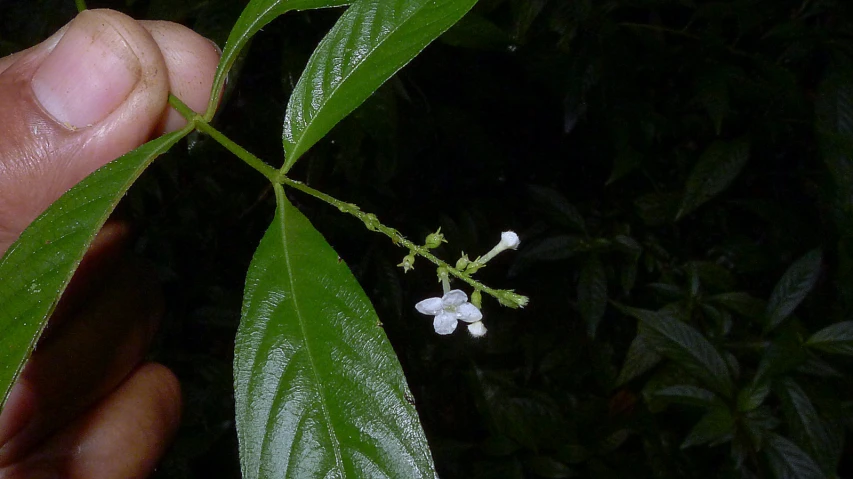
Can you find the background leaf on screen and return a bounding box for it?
[578,254,607,337]
[765,249,822,333]
[235,184,436,478]
[208,0,350,116]
[776,378,842,475]
[677,138,750,219]
[680,405,734,449]
[763,433,827,479]
[615,305,734,398]
[281,0,478,171]
[614,330,662,387]
[0,129,188,409]
[805,321,853,356]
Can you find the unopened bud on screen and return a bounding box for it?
[479,230,522,264]
[496,290,529,309]
[398,252,416,273]
[455,254,470,270]
[471,289,482,308]
[424,228,447,249]
[468,321,487,337]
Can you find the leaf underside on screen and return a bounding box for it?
[235,184,436,479]
[0,129,189,410]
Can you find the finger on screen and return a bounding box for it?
[141,20,221,133]
[0,363,181,479]
[0,9,169,255]
[0,256,163,466]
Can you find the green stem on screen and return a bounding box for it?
[168,94,198,122]
[195,122,278,182]
[164,94,526,306]
[279,177,515,303]
[75,0,87,12]
[168,95,278,182]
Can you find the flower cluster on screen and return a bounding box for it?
[412,231,523,338]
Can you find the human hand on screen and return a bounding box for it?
[0,9,219,478]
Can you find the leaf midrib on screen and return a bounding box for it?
[273,183,344,474]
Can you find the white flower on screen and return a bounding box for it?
[415,289,483,335]
[477,230,522,265]
[500,231,520,250]
[468,321,487,337]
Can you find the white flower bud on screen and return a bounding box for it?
[500,231,520,250]
[468,321,487,337]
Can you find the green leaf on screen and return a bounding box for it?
[0,129,189,410]
[676,138,750,219]
[776,378,842,475]
[578,254,607,338]
[614,305,734,398]
[765,249,822,333]
[282,0,478,171]
[737,379,770,412]
[764,433,827,479]
[806,321,853,356]
[681,405,734,449]
[209,0,350,117]
[235,184,435,478]
[655,385,718,408]
[708,292,766,321]
[614,330,662,387]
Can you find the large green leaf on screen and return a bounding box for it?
[207,0,350,117]
[676,138,750,219]
[235,184,436,478]
[0,128,190,410]
[615,305,734,398]
[806,321,853,356]
[764,249,822,333]
[281,0,478,171]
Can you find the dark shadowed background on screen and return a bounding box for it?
[2,0,852,477]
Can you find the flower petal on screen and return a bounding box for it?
[415,297,443,315]
[468,321,487,337]
[433,312,458,335]
[456,302,483,323]
[442,289,468,307]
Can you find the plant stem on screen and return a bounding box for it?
[168,95,278,182]
[164,95,526,306]
[279,177,515,302]
[75,0,87,12]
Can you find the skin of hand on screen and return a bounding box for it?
[0,9,220,478]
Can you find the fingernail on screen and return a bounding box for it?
[32,11,141,129]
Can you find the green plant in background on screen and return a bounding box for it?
[0,0,533,476]
[1,0,852,478]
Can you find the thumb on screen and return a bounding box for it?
[0,9,170,253]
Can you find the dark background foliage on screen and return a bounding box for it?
[2,0,852,477]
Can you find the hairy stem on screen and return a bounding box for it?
[170,96,527,306]
[169,95,278,182]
